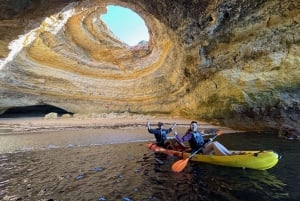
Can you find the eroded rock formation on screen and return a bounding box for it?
[0,0,299,130]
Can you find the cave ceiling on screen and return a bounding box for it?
[0,0,299,130]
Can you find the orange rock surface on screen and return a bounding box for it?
[0,0,299,130]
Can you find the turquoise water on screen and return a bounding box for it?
[0,130,299,201]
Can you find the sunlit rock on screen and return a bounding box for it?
[0,0,299,131]
[44,112,58,119]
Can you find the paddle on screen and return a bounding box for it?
[171,130,224,173]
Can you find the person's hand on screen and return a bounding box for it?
[174,131,178,136]
[147,122,150,127]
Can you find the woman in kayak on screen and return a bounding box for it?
[175,121,231,155]
[147,121,176,147]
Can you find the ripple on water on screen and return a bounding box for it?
[0,136,298,201]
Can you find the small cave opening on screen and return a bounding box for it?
[0,105,73,118]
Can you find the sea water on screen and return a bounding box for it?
[0,129,299,201]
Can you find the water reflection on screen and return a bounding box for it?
[142,151,289,201]
[0,132,299,201]
[190,164,288,201]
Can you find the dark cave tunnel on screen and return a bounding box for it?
[0,105,73,118]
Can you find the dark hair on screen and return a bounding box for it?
[158,122,164,126]
[191,121,197,124]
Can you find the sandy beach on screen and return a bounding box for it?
[0,113,238,135]
[0,113,241,154]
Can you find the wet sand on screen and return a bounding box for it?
[0,114,238,135]
[0,114,240,153]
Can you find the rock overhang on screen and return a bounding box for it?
[0,0,299,130]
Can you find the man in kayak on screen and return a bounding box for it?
[175,121,231,155]
[147,121,176,147]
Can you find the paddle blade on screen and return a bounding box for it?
[171,158,189,172]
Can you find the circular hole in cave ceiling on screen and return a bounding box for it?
[101,5,149,47]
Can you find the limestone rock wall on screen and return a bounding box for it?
[0,0,299,130]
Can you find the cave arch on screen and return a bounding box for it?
[0,0,298,130]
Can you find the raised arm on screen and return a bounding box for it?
[147,122,155,133]
[175,130,192,143]
[172,123,176,130]
[166,122,176,134]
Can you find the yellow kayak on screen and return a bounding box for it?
[148,143,279,170]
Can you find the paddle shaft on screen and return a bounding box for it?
[171,131,222,172]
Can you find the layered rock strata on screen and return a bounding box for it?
[0,0,299,130]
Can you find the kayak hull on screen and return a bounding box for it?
[148,143,279,170]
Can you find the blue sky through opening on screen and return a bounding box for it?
[101,5,149,46]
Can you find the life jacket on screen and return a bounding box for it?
[154,129,167,146]
[188,131,204,151]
